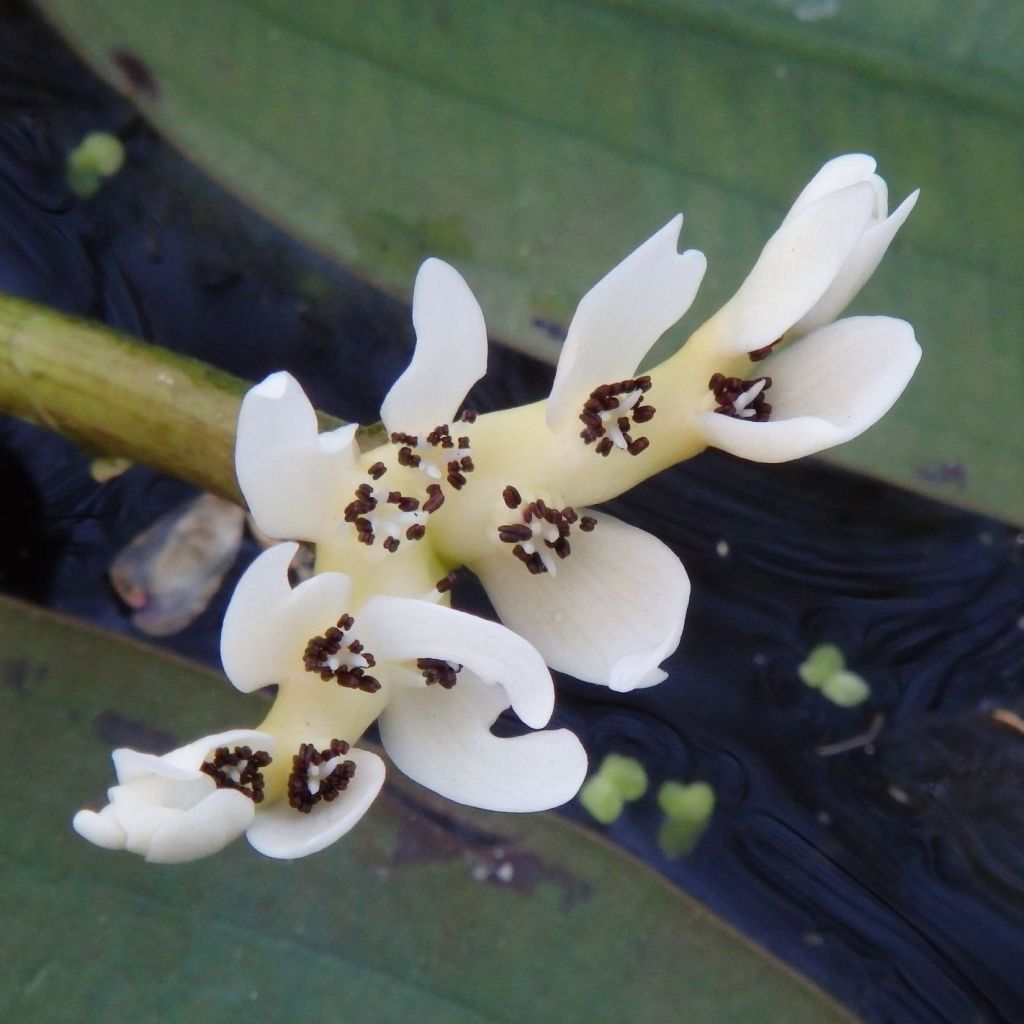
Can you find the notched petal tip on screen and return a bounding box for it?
[381,676,588,812]
[547,216,706,432]
[72,806,127,850]
[381,259,488,434]
[221,543,355,692]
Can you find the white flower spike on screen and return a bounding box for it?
[75,544,586,863]
[234,154,919,690]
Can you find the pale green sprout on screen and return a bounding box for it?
[657,780,716,858]
[579,753,648,825]
[66,130,126,197]
[798,644,871,707]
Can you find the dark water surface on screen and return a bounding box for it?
[2,6,1023,1022]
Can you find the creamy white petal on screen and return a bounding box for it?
[246,748,385,859]
[695,316,921,462]
[475,510,689,692]
[783,154,877,220]
[144,788,256,864]
[547,217,706,432]
[379,672,587,812]
[114,729,274,782]
[357,595,554,729]
[791,190,919,336]
[236,372,359,542]
[221,543,354,692]
[72,805,127,850]
[381,259,487,435]
[694,183,876,356]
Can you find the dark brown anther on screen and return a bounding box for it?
[447,467,467,489]
[578,376,655,456]
[417,657,462,689]
[397,445,421,468]
[435,571,459,593]
[498,523,534,543]
[287,739,356,813]
[552,537,571,559]
[748,336,782,362]
[627,437,650,456]
[406,523,426,541]
[383,536,400,553]
[368,462,387,480]
[503,485,522,509]
[200,745,272,803]
[579,516,597,532]
[709,370,773,421]
[459,409,478,423]
[303,617,380,692]
[423,484,445,513]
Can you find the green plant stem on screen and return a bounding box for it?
[0,292,344,502]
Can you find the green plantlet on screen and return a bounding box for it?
[798,643,845,688]
[578,754,648,824]
[579,775,624,825]
[821,669,871,708]
[66,131,126,198]
[600,753,648,801]
[658,780,715,822]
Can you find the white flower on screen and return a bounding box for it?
[687,154,921,462]
[237,246,699,693]
[226,543,586,858]
[234,154,920,689]
[72,728,289,863]
[75,544,586,863]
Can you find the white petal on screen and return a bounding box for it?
[783,154,877,220]
[358,596,554,729]
[72,805,127,850]
[114,729,275,782]
[246,748,385,859]
[791,190,919,335]
[475,511,689,692]
[236,372,359,542]
[144,788,256,864]
[380,672,587,812]
[380,259,487,434]
[695,316,921,462]
[547,217,706,432]
[694,183,876,356]
[221,543,354,692]
[159,729,276,774]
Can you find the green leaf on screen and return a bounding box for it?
[36,0,1024,523]
[0,595,852,1022]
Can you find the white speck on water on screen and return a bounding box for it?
[752,652,768,666]
[495,862,515,883]
[716,539,730,558]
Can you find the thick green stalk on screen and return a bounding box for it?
[0,293,344,502]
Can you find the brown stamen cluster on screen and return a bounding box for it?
[417,657,462,689]
[200,744,272,803]
[392,423,475,490]
[498,485,597,575]
[343,474,439,552]
[579,376,655,456]
[748,336,782,362]
[303,614,381,692]
[709,372,773,421]
[287,739,356,813]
